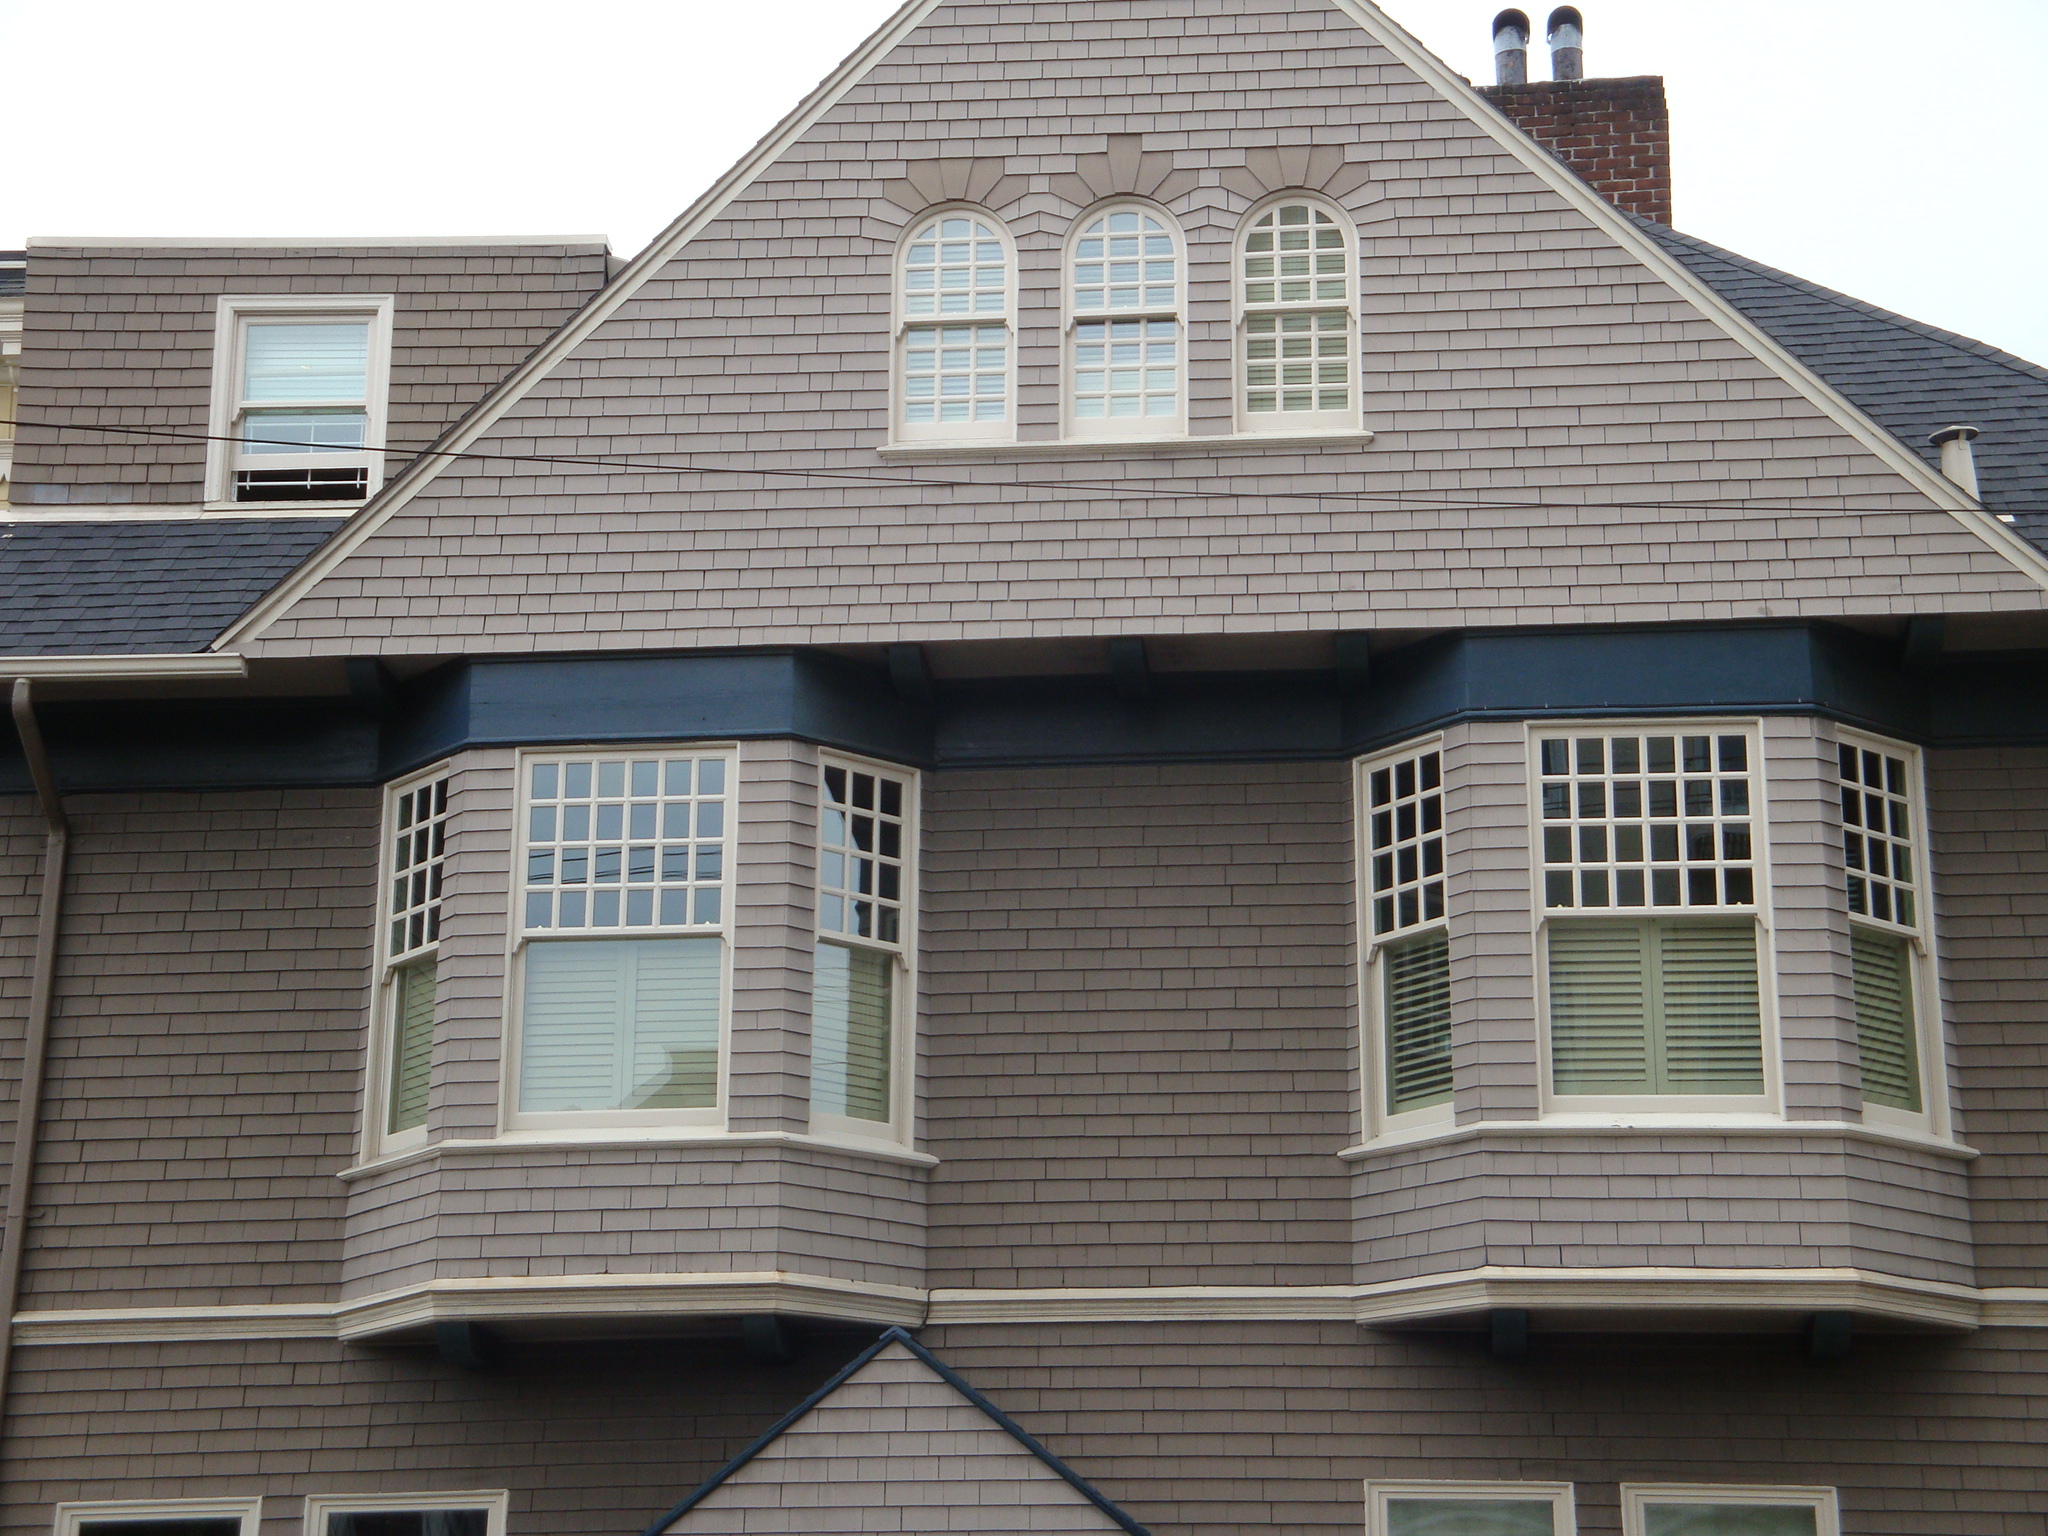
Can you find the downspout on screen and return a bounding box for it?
[0,678,68,1412]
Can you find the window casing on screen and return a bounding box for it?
[812,756,917,1141]
[1836,730,1937,1126]
[1619,1485,1839,1536]
[301,1494,508,1536]
[1237,199,1357,431]
[54,1500,263,1536]
[1066,204,1184,437]
[1358,738,1452,1134]
[509,747,734,1129]
[894,210,1014,444]
[1367,1482,1576,1536]
[205,294,393,506]
[1534,723,1778,1113]
[371,766,452,1153]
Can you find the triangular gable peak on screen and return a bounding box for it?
[224,0,2048,655]
[644,1330,1146,1536]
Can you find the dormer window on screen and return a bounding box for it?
[206,294,393,505]
[895,212,1013,444]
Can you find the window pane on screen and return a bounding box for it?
[1642,1504,1817,1536]
[81,1523,244,1536]
[239,407,369,453]
[328,1513,490,1536]
[525,753,727,933]
[1385,931,1452,1112]
[1852,925,1921,1111]
[1386,1498,1557,1535]
[902,215,1006,318]
[388,958,437,1134]
[519,938,720,1112]
[243,321,370,403]
[812,942,893,1122]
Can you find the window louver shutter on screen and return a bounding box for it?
[1384,931,1452,1111]
[388,958,436,1134]
[1852,926,1921,1112]
[813,943,894,1122]
[520,938,720,1113]
[1548,922,1652,1094]
[1657,921,1765,1094]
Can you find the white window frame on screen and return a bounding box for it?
[811,751,920,1146]
[1234,194,1359,435]
[1366,1481,1576,1536]
[502,742,739,1133]
[301,1492,508,1536]
[1833,726,1947,1138]
[366,760,455,1158]
[1530,720,1785,1119]
[1062,200,1187,440]
[889,206,1017,446]
[1356,735,1453,1142]
[1620,1484,1839,1536]
[55,1499,263,1536]
[204,293,394,509]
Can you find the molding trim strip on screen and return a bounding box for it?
[335,1129,940,1185]
[0,655,248,681]
[18,1276,2048,1345]
[1338,1117,1979,1163]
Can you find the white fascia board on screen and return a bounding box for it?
[28,235,610,249]
[1327,0,2048,594]
[1,653,249,681]
[210,0,948,651]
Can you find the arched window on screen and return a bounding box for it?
[1238,200,1356,429]
[896,211,1012,441]
[1067,205,1182,435]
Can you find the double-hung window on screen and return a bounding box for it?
[302,1495,507,1536]
[1068,206,1183,435]
[1367,1483,1576,1535]
[1837,732,1933,1121]
[207,295,392,504]
[513,749,732,1125]
[54,1501,262,1536]
[1535,725,1773,1107]
[1239,200,1356,429]
[1359,739,1451,1129]
[812,759,915,1137]
[1619,1486,1839,1536]
[896,212,1012,443]
[375,768,452,1149]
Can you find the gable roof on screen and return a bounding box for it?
[1636,217,2048,548]
[0,518,343,655]
[641,1327,1149,1536]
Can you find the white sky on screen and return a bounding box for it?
[9,0,2045,365]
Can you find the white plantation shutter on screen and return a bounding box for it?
[1384,931,1452,1111]
[1550,920,1763,1096]
[387,958,436,1134]
[520,938,720,1112]
[813,942,893,1122]
[1852,926,1922,1111]
[242,322,370,403]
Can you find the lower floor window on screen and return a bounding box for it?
[812,942,893,1122]
[304,1495,507,1536]
[1850,925,1921,1112]
[55,1502,260,1536]
[1383,930,1452,1113]
[1623,1487,1838,1536]
[387,958,437,1135]
[519,938,719,1113]
[1369,1483,1573,1536]
[1547,918,1764,1096]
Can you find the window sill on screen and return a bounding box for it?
[203,499,368,514]
[1339,1115,1978,1162]
[873,428,1376,460]
[336,1127,939,1183]
[4,504,356,522]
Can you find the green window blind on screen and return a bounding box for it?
[812,942,893,1122]
[1852,925,1921,1111]
[1384,931,1452,1112]
[1386,1497,1556,1535]
[518,937,720,1112]
[388,958,436,1135]
[1549,920,1763,1096]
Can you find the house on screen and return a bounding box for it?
[4,2,2048,1534]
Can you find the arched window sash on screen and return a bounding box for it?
[1067,205,1183,436]
[895,211,1013,443]
[1238,199,1357,431]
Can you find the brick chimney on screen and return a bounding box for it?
[1478,8,1673,225]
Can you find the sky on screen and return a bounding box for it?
[8,0,2046,365]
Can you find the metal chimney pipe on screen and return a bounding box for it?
[1548,6,1584,81]
[1930,425,1983,499]
[1492,10,1532,86]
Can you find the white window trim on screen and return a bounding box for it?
[203,293,394,509]
[500,741,740,1134]
[365,760,455,1159]
[1355,734,1453,1144]
[302,1492,508,1536]
[1366,1481,1576,1536]
[1062,199,1187,440]
[1530,719,1785,1119]
[1619,1484,1839,1536]
[55,1499,263,1536]
[888,206,1017,447]
[1833,726,1949,1140]
[1234,193,1361,436]
[811,750,920,1147]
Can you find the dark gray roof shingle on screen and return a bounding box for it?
[0,519,344,654]
[1636,217,2048,547]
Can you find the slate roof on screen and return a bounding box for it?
[0,519,344,654]
[1637,217,2048,548]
